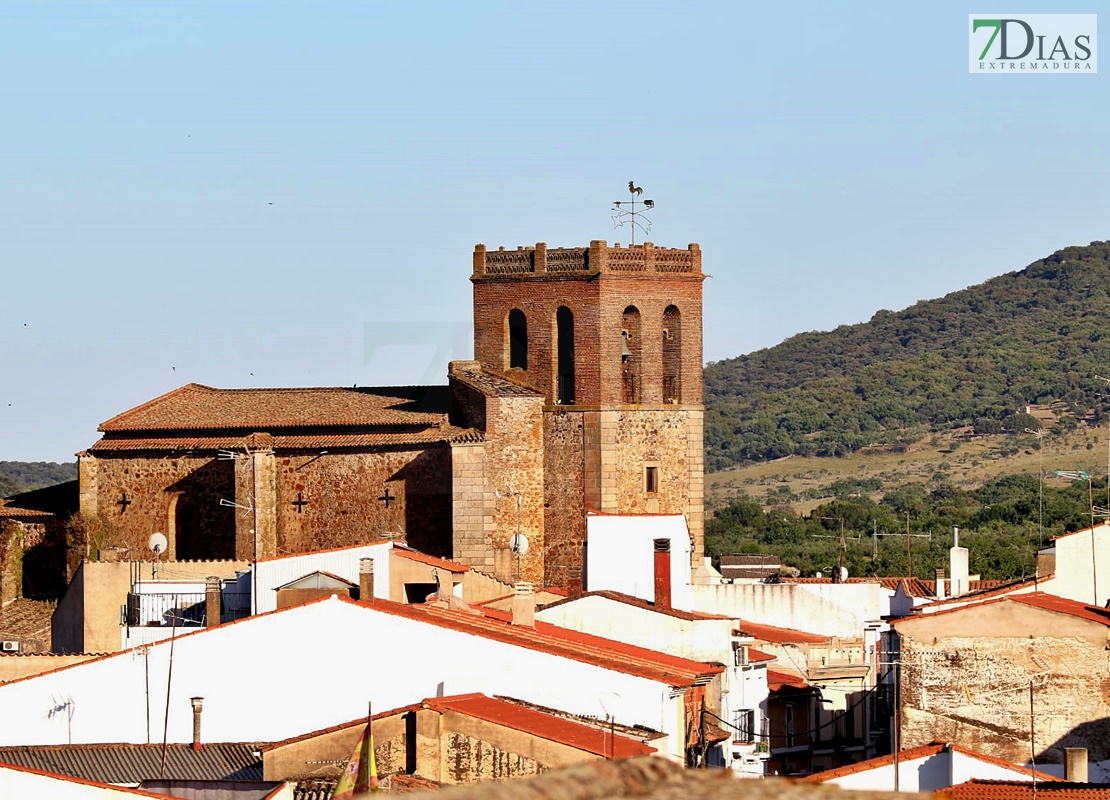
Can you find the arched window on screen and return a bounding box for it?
[556,306,575,404]
[663,305,681,403]
[508,309,528,370]
[621,306,641,404]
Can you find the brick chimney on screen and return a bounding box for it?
[511,582,534,627]
[205,577,221,629]
[935,568,946,601]
[1066,748,1088,782]
[190,697,204,751]
[653,538,671,609]
[359,558,375,602]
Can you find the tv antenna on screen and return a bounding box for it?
[611,181,654,245]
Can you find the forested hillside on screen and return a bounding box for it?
[0,461,78,498]
[705,241,1110,471]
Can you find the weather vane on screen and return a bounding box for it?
[612,181,654,246]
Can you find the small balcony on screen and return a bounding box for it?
[122,592,250,628]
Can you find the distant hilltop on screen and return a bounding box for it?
[704,241,1110,471]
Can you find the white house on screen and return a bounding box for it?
[535,589,774,776]
[0,594,721,763]
[799,741,1061,792]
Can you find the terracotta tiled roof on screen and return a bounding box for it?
[896,592,1110,628]
[915,576,1046,610]
[359,597,723,688]
[426,693,656,758]
[0,599,56,650]
[392,546,469,573]
[1051,521,1110,542]
[99,383,452,432]
[89,426,481,453]
[0,505,54,519]
[539,590,734,621]
[736,621,827,644]
[939,780,1106,800]
[767,667,809,691]
[800,742,1061,783]
[0,742,261,784]
[448,364,544,398]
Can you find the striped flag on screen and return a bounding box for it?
[333,719,379,798]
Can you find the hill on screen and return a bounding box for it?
[704,241,1110,472]
[0,461,78,498]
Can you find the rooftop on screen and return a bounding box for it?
[539,590,733,621]
[896,592,1110,628]
[939,780,1110,800]
[736,621,827,645]
[0,742,261,784]
[98,383,453,433]
[800,742,1061,784]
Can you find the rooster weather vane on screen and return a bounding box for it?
[612,181,654,246]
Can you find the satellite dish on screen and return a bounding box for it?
[837,566,849,582]
[510,533,529,555]
[149,532,168,555]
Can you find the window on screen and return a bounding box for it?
[662,305,681,403]
[645,466,659,494]
[735,709,756,743]
[784,705,795,748]
[621,306,640,403]
[508,309,527,370]
[556,306,575,404]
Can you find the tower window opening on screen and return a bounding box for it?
[663,305,681,403]
[622,306,641,404]
[556,306,575,404]
[645,466,659,494]
[508,309,528,370]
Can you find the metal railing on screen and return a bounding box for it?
[122,592,251,627]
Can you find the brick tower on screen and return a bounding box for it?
[469,240,705,588]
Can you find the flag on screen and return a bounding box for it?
[333,722,379,798]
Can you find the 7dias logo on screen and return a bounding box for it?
[970,14,1097,73]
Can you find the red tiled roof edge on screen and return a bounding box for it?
[801,742,1061,783]
[538,590,735,621]
[392,546,469,572]
[896,591,1110,628]
[98,384,199,431]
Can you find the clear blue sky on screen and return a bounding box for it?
[2,2,1107,463]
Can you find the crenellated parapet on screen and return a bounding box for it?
[473,241,701,279]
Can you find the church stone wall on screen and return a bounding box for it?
[81,454,237,561]
[542,411,586,589]
[273,448,453,558]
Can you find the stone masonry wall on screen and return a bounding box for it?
[899,631,1110,766]
[542,411,586,588]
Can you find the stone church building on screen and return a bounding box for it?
[78,240,705,587]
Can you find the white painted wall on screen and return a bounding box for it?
[585,515,692,610]
[535,593,769,775]
[251,543,393,614]
[535,595,733,663]
[0,763,164,799]
[821,747,1054,791]
[1051,524,1110,607]
[688,582,881,639]
[0,597,686,759]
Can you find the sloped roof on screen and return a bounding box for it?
[275,571,358,591]
[939,780,1108,800]
[0,503,54,519]
[448,364,544,398]
[896,592,1110,628]
[0,742,261,783]
[538,590,733,621]
[99,383,451,432]
[392,546,469,573]
[767,667,809,691]
[358,597,723,688]
[737,621,827,644]
[264,693,656,760]
[800,742,1060,784]
[88,427,482,453]
[425,693,656,758]
[0,599,55,649]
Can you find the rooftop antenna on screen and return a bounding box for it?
[611,181,654,246]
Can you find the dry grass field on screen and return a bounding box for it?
[706,408,1110,514]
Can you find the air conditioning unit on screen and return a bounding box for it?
[1,641,20,653]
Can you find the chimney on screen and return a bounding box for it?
[935,568,946,600]
[1066,748,1088,782]
[950,526,969,598]
[205,577,221,629]
[190,697,204,751]
[653,538,672,609]
[567,564,583,598]
[511,582,534,627]
[359,558,375,602]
